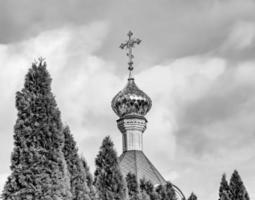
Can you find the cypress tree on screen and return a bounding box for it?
[138,191,150,200]
[140,178,158,200]
[155,185,166,200]
[80,157,93,192]
[219,174,231,200]
[80,157,96,200]
[229,170,250,200]
[126,173,139,200]
[187,192,197,200]
[165,182,177,200]
[2,59,71,200]
[94,136,126,200]
[155,182,176,200]
[140,178,154,195]
[62,126,90,200]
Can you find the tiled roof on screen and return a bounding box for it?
[119,150,166,185]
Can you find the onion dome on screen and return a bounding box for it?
[111,78,152,118]
[113,31,152,118]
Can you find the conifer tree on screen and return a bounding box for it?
[219,174,231,200]
[126,173,139,200]
[140,178,158,200]
[155,185,166,200]
[155,182,176,200]
[187,192,197,200]
[229,170,250,200]
[80,156,96,200]
[94,136,126,200]
[62,126,90,200]
[165,182,177,200]
[138,191,150,200]
[2,59,71,200]
[140,178,154,195]
[80,157,93,188]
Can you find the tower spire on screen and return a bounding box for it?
[112,31,151,152]
[111,32,186,200]
[120,31,141,79]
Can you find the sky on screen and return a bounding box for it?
[0,0,255,199]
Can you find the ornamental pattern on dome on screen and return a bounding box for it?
[111,78,152,118]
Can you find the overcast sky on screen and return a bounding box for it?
[0,0,255,199]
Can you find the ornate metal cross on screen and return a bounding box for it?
[120,31,141,79]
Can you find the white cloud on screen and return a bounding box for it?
[0,20,113,188]
[234,62,255,84]
[221,21,255,50]
[0,19,255,200]
[0,173,9,190]
[165,171,180,182]
[134,57,255,199]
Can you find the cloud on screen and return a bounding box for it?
[0,20,113,180]
[0,173,9,190]
[176,64,255,156]
[1,0,255,63]
[131,56,255,199]
[0,1,255,199]
[227,21,255,50]
[218,21,255,61]
[0,0,110,43]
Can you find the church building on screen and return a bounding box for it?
[111,31,185,200]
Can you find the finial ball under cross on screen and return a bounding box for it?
[120,31,141,79]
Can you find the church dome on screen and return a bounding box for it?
[111,78,152,118]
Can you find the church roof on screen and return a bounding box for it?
[119,150,166,185]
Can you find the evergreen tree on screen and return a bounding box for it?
[126,173,139,200]
[140,178,158,200]
[155,185,166,200]
[80,156,96,200]
[165,182,177,200]
[62,126,90,200]
[94,136,126,200]
[140,178,154,195]
[229,170,250,200]
[138,191,150,200]
[80,157,93,189]
[219,174,231,200]
[155,182,176,200]
[187,192,197,200]
[2,59,71,200]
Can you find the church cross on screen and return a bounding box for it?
[120,31,141,78]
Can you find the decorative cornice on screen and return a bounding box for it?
[117,117,147,134]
